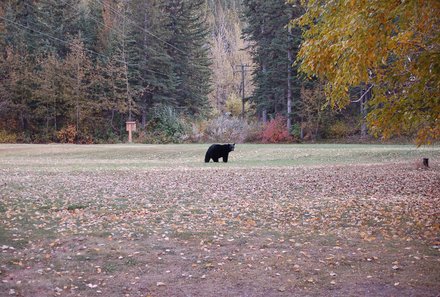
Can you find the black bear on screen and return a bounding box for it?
[204,143,235,163]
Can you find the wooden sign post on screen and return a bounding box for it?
[126,121,136,143]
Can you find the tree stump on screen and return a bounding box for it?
[423,158,429,168]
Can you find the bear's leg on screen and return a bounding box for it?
[204,151,211,162]
[223,155,228,163]
[213,158,219,162]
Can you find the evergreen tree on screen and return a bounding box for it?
[127,0,178,126]
[242,0,302,126]
[0,1,40,138]
[63,35,94,139]
[97,51,130,135]
[0,47,35,136]
[34,52,64,140]
[36,0,82,57]
[166,0,212,116]
[1,0,39,53]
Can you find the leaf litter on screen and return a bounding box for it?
[0,146,439,296]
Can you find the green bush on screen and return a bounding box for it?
[290,123,302,139]
[141,106,189,144]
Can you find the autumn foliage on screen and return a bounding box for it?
[56,124,78,144]
[260,115,293,143]
[293,0,440,145]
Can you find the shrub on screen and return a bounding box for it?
[204,115,249,143]
[57,124,77,143]
[244,121,263,143]
[141,106,189,144]
[94,130,122,144]
[188,121,207,143]
[290,123,302,139]
[56,124,94,144]
[260,115,293,143]
[327,121,352,139]
[0,130,17,143]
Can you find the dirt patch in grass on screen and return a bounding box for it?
[0,145,439,296]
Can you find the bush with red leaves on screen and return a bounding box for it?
[260,115,293,143]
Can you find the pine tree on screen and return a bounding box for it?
[0,1,41,138]
[1,1,40,53]
[98,52,130,134]
[36,0,82,57]
[166,0,212,116]
[62,35,94,141]
[34,53,64,140]
[242,0,302,127]
[127,0,178,126]
[0,47,35,136]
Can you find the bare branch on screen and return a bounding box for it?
[351,84,374,103]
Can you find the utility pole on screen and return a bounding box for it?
[234,63,252,118]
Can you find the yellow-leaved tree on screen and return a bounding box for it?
[291,0,439,145]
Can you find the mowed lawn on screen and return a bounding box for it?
[0,144,439,297]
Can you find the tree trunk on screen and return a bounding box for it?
[423,158,429,168]
[360,84,372,138]
[360,98,367,138]
[76,63,80,141]
[241,63,245,118]
[287,24,293,131]
[141,108,147,129]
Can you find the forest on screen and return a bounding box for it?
[0,0,438,145]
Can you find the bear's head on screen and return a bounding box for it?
[229,143,235,151]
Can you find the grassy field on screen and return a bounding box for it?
[0,143,438,169]
[0,144,439,297]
